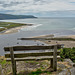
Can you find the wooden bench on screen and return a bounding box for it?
[4,44,62,75]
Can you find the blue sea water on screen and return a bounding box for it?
[0,18,75,55]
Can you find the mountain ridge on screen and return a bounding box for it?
[0,13,37,20]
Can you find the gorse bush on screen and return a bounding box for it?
[60,47,75,63]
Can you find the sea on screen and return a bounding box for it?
[0,17,75,55]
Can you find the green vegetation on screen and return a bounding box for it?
[29,69,51,75]
[0,56,11,75]
[59,47,75,63]
[46,38,75,41]
[18,69,52,75]
[0,28,5,32]
[0,22,27,32]
[0,59,7,67]
[17,61,50,75]
[0,58,11,67]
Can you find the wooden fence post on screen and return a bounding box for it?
[10,47,16,75]
[53,45,57,71]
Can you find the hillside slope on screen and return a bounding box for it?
[0,13,37,20]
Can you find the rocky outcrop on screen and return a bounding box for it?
[58,67,75,75]
[64,59,75,67]
[58,59,75,75]
[0,65,4,75]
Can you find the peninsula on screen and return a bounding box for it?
[0,13,37,20]
[0,22,32,34]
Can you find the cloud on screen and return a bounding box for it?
[0,0,75,17]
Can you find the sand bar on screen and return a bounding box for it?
[33,34,75,48]
[0,25,28,35]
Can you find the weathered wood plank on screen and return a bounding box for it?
[10,47,16,75]
[53,45,57,71]
[4,45,61,51]
[5,51,60,58]
[6,56,60,61]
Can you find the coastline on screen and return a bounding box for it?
[32,34,75,39]
[0,24,33,35]
[0,21,33,35]
[2,25,27,34]
[33,34,75,48]
[0,25,75,48]
[0,21,75,48]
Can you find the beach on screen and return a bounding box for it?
[0,22,33,34]
[0,23,33,34]
[2,25,27,34]
[33,34,75,48]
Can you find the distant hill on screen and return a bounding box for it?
[0,13,37,20]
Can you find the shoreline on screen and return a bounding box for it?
[3,25,27,34]
[0,21,75,48]
[32,34,75,39]
[0,24,33,35]
[33,34,75,48]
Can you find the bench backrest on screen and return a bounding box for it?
[4,45,61,59]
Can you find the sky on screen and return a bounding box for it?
[0,0,75,17]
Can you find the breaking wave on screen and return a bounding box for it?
[21,24,43,31]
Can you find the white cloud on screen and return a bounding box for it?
[0,0,75,15]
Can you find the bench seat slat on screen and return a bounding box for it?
[5,51,60,58]
[6,56,60,61]
[4,45,61,51]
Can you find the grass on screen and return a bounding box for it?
[0,58,11,68]
[0,22,27,32]
[0,56,12,75]
[18,69,52,75]
[29,69,52,75]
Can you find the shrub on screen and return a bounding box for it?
[59,48,75,63]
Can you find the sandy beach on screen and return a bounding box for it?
[0,25,27,34]
[34,34,75,48]
[67,35,75,38]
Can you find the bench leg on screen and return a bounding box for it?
[11,61,16,75]
[10,47,17,75]
[50,59,53,68]
[50,46,57,71]
[53,45,57,71]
